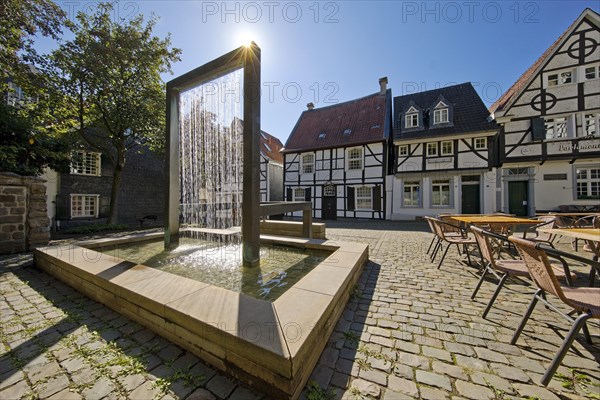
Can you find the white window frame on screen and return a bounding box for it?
[440,141,453,156]
[545,115,573,140]
[355,185,373,210]
[581,113,600,137]
[474,137,487,150]
[583,65,598,80]
[346,147,363,171]
[293,187,306,201]
[431,179,451,207]
[427,142,438,156]
[405,113,419,128]
[402,180,421,207]
[300,153,315,174]
[70,194,99,218]
[575,167,600,200]
[398,145,409,156]
[433,101,449,125]
[545,68,576,87]
[71,151,101,176]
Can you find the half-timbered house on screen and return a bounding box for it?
[388,82,499,219]
[490,8,600,215]
[283,78,393,220]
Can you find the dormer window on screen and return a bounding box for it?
[433,101,449,124]
[343,128,352,136]
[318,132,326,139]
[404,106,420,128]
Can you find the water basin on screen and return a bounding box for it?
[96,238,330,301]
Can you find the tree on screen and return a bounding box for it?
[0,0,72,177]
[0,102,72,175]
[50,3,181,224]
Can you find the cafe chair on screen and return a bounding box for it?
[427,217,476,270]
[516,215,557,247]
[424,216,463,259]
[470,227,576,319]
[508,236,600,386]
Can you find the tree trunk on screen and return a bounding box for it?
[108,147,124,224]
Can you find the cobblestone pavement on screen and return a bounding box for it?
[1,220,599,399]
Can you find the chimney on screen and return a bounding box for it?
[307,102,315,110]
[379,77,388,95]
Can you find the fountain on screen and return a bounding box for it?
[165,43,261,266]
[33,44,369,399]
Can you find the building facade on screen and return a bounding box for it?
[45,146,166,229]
[283,78,393,220]
[490,8,600,215]
[388,83,499,219]
[259,130,284,202]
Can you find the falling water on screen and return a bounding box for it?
[178,70,244,244]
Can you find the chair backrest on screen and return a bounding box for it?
[534,215,556,240]
[594,216,600,229]
[470,226,497,269]
[508,236,567,302]
[438,215,462,234]
[424,216,441,238]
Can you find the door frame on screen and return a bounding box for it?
[502,167,535,216]
[321,183,337,220]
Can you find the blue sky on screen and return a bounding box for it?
[48,1,598,143]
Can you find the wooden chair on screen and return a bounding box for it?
[470,227,575,319]
[508,237,600,386]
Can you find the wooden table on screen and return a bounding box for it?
[451,215,540,229]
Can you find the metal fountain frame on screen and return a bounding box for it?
[165,43,261,267]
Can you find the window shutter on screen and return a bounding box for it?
[373,185,382,211]
[305,187,312,201]
[286,188,292,201]
[99,196,110,218]
[531,117,545,141]
[55,195,70,220]
[347,187,355,211]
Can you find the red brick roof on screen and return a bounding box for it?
[489,9,597,114]
[260,130,284,164]
[283,91,389,153]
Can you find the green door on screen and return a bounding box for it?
[508,181,528,216]
[461,184,480,214]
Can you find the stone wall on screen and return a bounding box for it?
[0,172,50,254]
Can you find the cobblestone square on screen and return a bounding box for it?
[1,220,598,399]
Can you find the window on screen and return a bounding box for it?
[347,148,363,170]
[398,145,408,156]
[355,186,373,209]
[323,185,335,197]
[576,168,600,199]
[343,128,352,136]
[545,117,569,139]
[318,132,326,139]
[474,137,487,150]
[427,142,438,156]
[405,113,419,128]
[582,113,599,137]
[71,195,99,218]
[546,68,575,87]
[301,153,314,174]
[403,181,420,207]
[441,141,453,156]
[433,108,449,124]
[71,151,101,176]
[293,187,306,201]
[584,66,597,80]
[431,179,451,207]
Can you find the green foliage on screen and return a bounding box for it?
[63,223,129,234]
[306,381,336,400]
[48,2,181,223]
[0,102,71,175]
